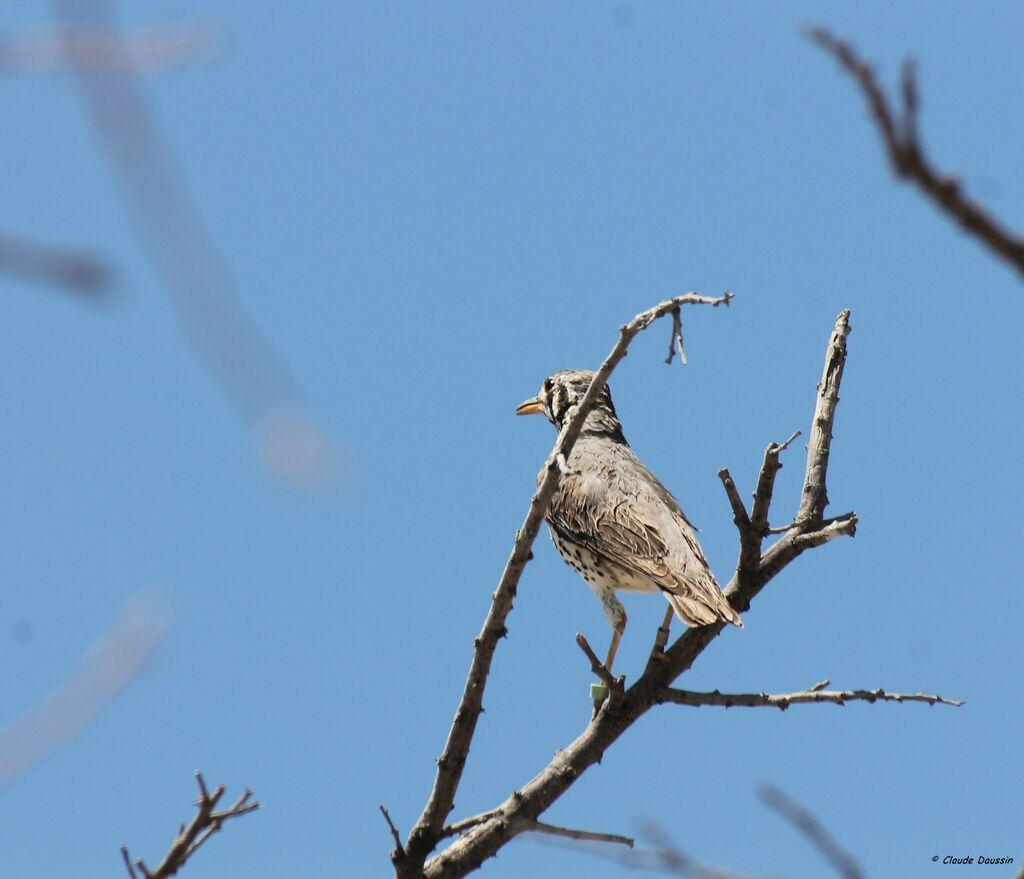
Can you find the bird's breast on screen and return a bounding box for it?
[550,531,659,596]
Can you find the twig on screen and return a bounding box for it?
[657,683,963,710]
[808,27,1024,278]
[120,846,139,879]
[750,430,801,536]
[720,429,802,577]
[381,805,407,860]
[121,771,259,879]
[664,306,687,365]
[521,819,763,879]
[514,818,634,849]
[439,811,501,840]
[716,469,749,536]
[760,784,865,879]
[401,291,732,875]
[0,232,112,297]
[797,310,850,526]
[575,634,618,692]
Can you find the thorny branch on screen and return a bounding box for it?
[515,818,634,849]
[760,785,865,879]
[397,305,957,879]
[809,27,1024,278]
[121,772,259,879]
[399,291,732,875]
[657,679,963,710]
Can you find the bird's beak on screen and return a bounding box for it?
[516,396,545,416]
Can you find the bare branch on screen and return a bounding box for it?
[664,306,688,365]
[797,310,850,525]
[514,818,634,849]
[657,682,963,710]
[120,846,139,879]
[720,429,802,577]
[401,291,732,874]
[575,633,618,693]
[809,27,1024,278]
[381,806,407,860]
[716,468,756,572]
[122,772,259,879]
[522,820,762,879]
[750,430,801,536]
[760,784,865,879]
[0,232,112,298]
[439,811,501,841]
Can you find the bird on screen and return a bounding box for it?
[516,369,742,673]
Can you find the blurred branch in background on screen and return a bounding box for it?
[621,823,770,879]
[0,593,168,789]
[809,27,1024,279]
[121,771,259,879]
[42,0,331,488]
[0,231,112,298]
[760,785,865,879]
[547,789,867,879]
[0,19,215,75]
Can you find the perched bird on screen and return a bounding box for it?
[517,369,742,672]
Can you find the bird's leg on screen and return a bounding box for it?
[592,596,625,710]
[650,606,674,662]
[605,626,623,674]
[591,620,625,714]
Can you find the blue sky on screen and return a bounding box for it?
[2,2,1022,877]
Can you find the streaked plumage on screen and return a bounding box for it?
[517,369,741,669]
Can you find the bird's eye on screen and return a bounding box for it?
[543,378,554,394]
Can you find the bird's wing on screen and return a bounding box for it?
[548,457,711,590]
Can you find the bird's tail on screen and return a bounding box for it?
[665,586,743,629]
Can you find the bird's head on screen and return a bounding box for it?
[516,369,623,437]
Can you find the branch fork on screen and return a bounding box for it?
[121,772,259,879]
